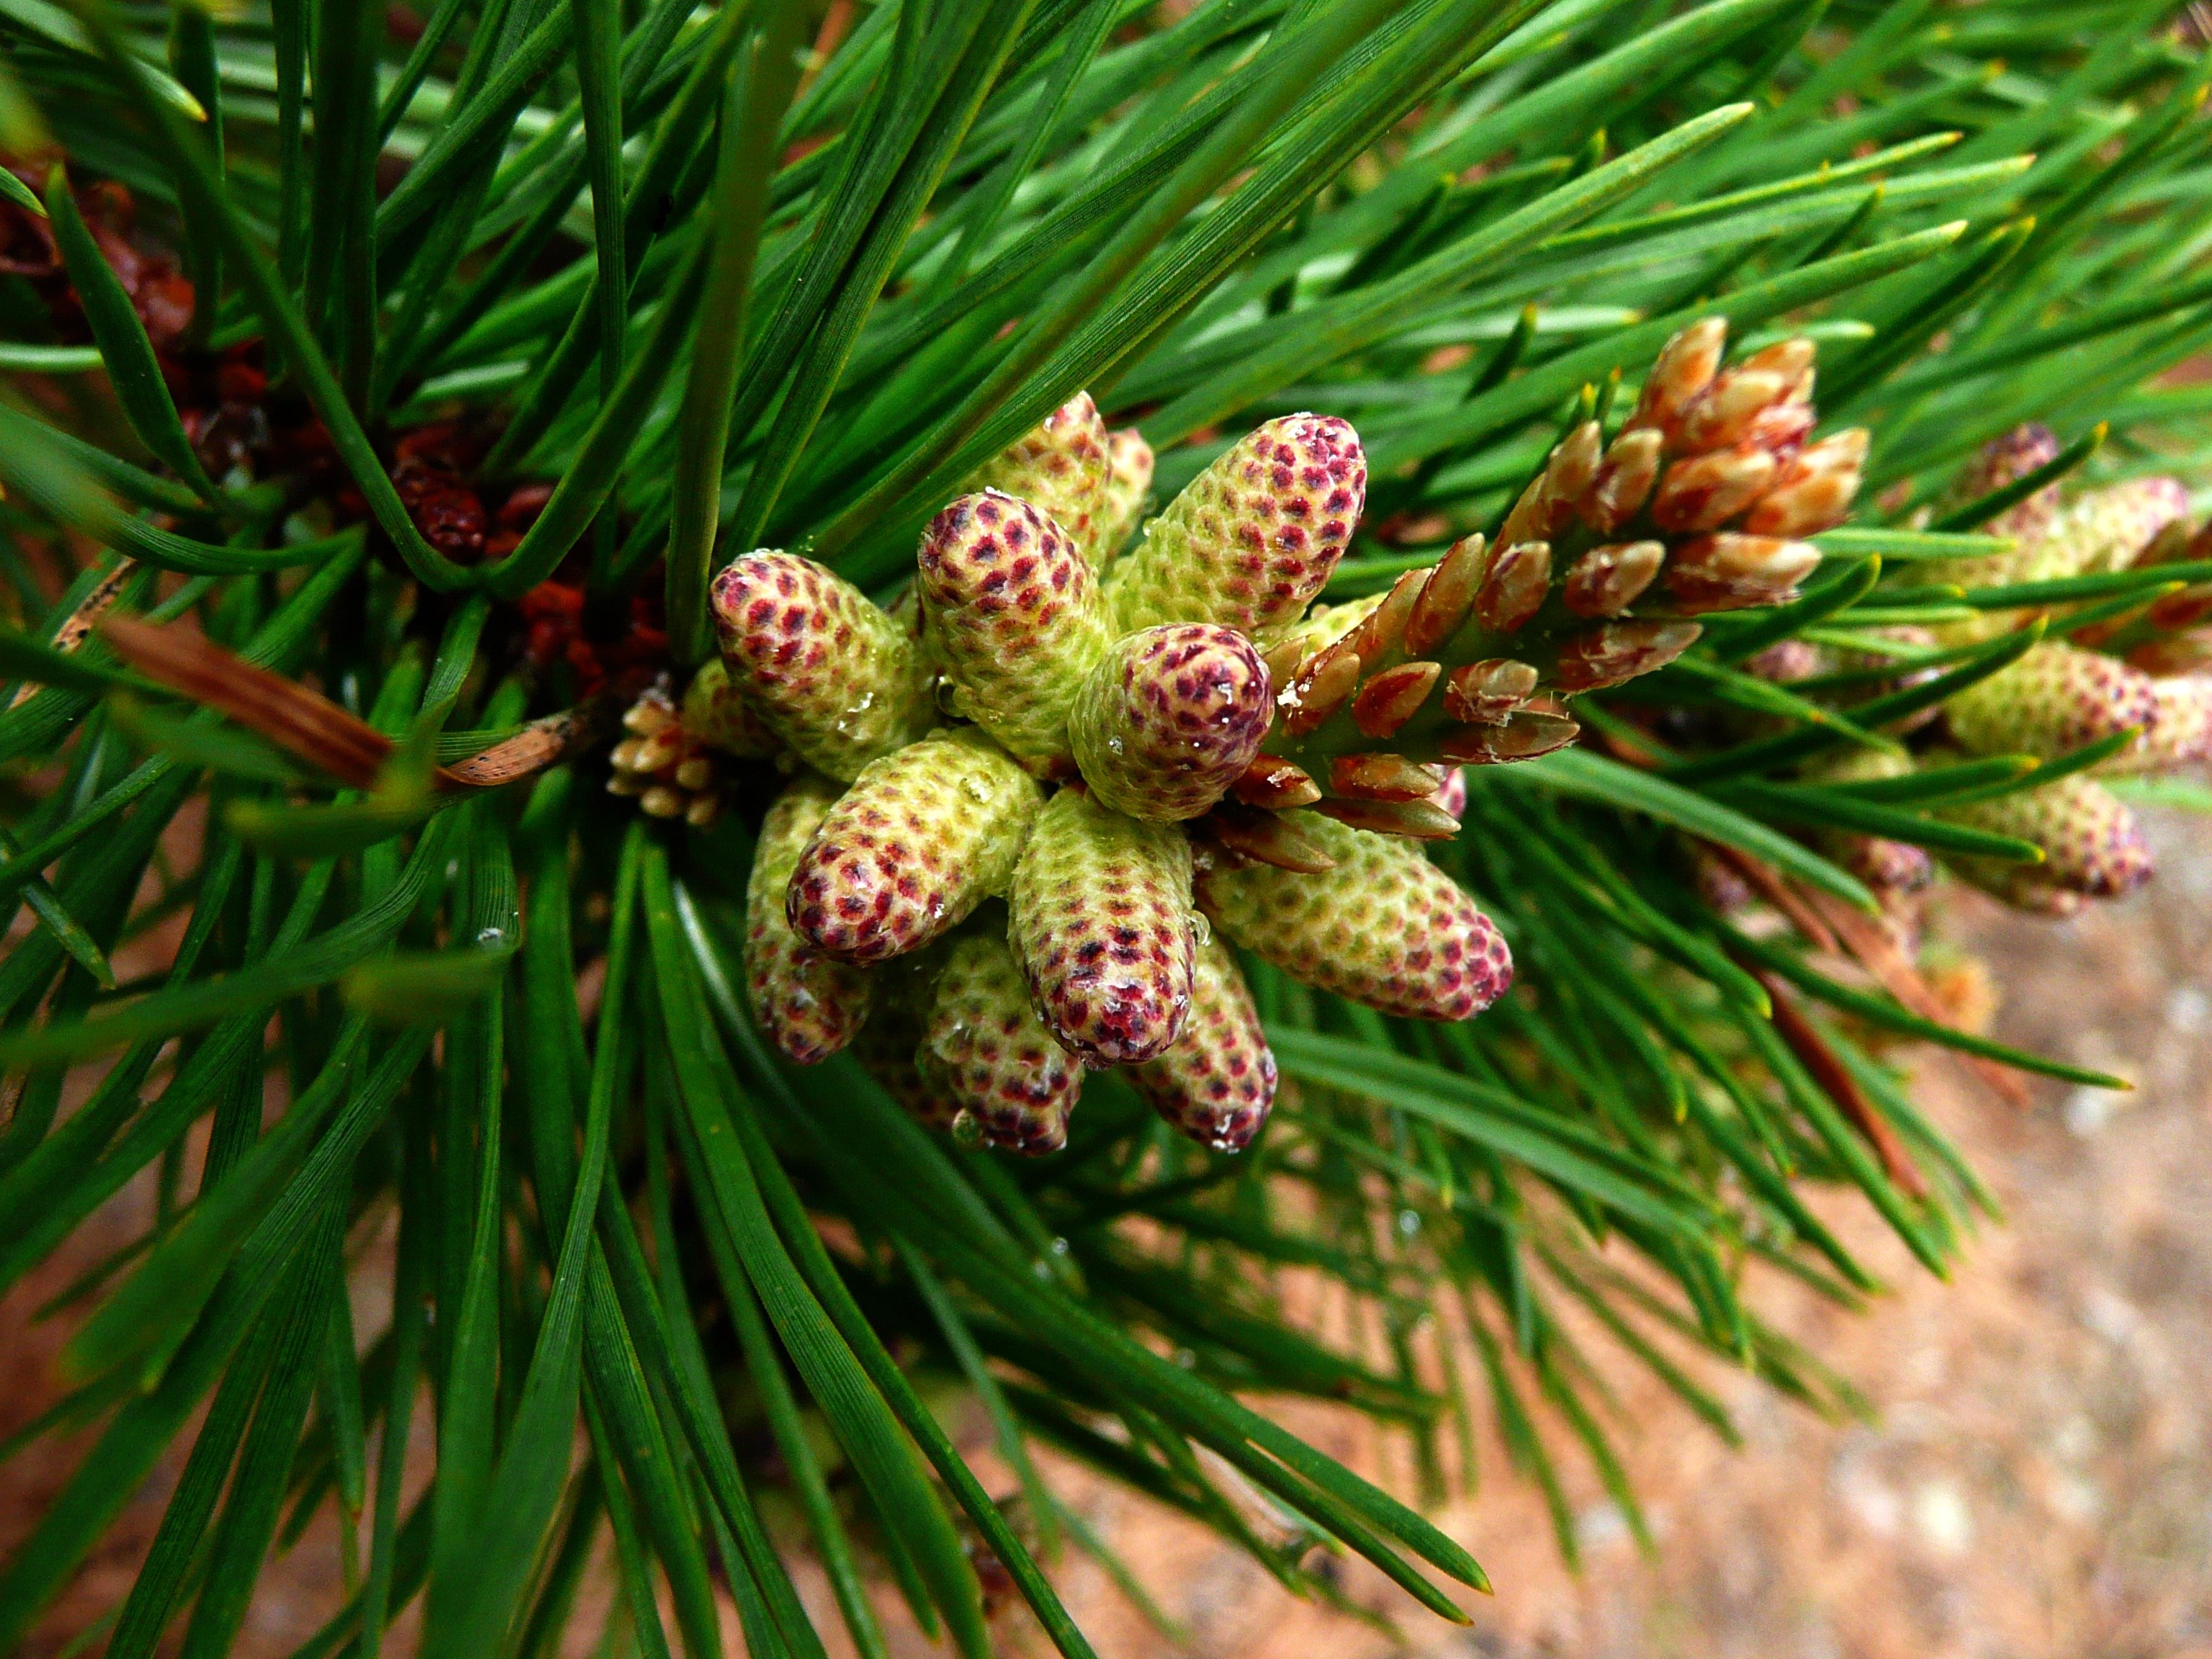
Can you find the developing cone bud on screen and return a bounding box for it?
[608,685,725,827]
[1743,430,1866,539]
[918,933,1083,1155]
[1663,533,1821,611]
[966,392,1111,565]
[1007,787,1195,1064]
[1951,423,2063,544]
[1070,624,1273,821]
[1197,814,1511,1020]
[788,728,1043,964]
[2099,673,2212,775]
[1624,318,1727,445]
[1943,642,2157,760]
[1106,413,1364,636]
[711,552,933,781]
[918,490,1112,775]
[1943,772,2152,902]
[1097,428,1155,562]
[682,660,779,758]
[1130,935,1276,1152]
[746,775,873,1064]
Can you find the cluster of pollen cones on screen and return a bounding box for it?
[1758,424,2212,922]
[622,321,1856,1154]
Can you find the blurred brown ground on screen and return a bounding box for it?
[6,814,2210,1659]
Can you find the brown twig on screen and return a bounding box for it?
[98,613,597,793]
[1700,839,1840,954]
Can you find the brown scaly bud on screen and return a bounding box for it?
[1328,754,1446,802]
[1316,796,1462,839]
[1663,533,1822,612]
[1279,640,1363,736]
[1230,756,1323,811]
[1007,788,1195,1064]
[1130,934,1277,1153]
[746,775,872,1064]
[1943,642,2157,760]
[788,728,1043,964]
[1473,541,1552,631]
[919,490,1113,776]
[1942,771,2152,902]
[1106,414,1364,636]
[2098,673,2212,775]
[966,392,1111,564]
[1201,802,1338,872]
[1250,323,1842,806]
[1351,660,1441,737]
[1651,446,1779,534]
[1622,318,1728,444]
[1562,541,1665,618]
[1552,619,1701,693]
[1197,814,1511,1020]
[1581,429,1665,534]
[681,660,780,758]
[1097,428,1155,562]
[711,552,934,781]
[918,932,1083,1156]
[1069,624,1273,821]
[1441,658,1539,725]
[1744,430,1866,539]
[1438,709,1581,765]
[608,685,725,827]
[1403,534,1487,655]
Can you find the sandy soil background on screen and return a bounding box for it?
[5,813,2208,1658]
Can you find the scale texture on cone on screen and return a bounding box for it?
[1106,414,1365,636]
[1070,624,1273,820]
[1007,787,1195,1064]
[711,551,932,780]
[966,392,1111,565]
[919,490,1111,775]
[1130,934,1277,1152]
[1943,641,2157,759]
[1097,428,1155,561]
[747,775,873,1064]
[1942,773,2152,900]
[1197,815,1511,1020]
[788,729,1042,964]
[918,933,1082,1155]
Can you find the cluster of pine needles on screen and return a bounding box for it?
[1,1,2211,1655]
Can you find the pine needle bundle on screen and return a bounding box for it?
[1,2,2208,1653]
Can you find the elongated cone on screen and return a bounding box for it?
[682,660,779,757]
[1196,814,1511,1020]
[1943,772,2152,902]
[1070,624,1273,820]
[2099,673,2212,775]
[1130,935,1275,1152]
[918,933,1082,1155]
[1943,642,2157,760]
[967,392,1112,565]
[1007,787,1194,1064]
[747,775,872,1063]
[1107,414,1364,636]
[2025,477,2191,583]
[711,552,933,781]
[788,729,1043,964]
[919,490,1112,775]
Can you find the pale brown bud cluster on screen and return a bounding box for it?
[607,685,725,827]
